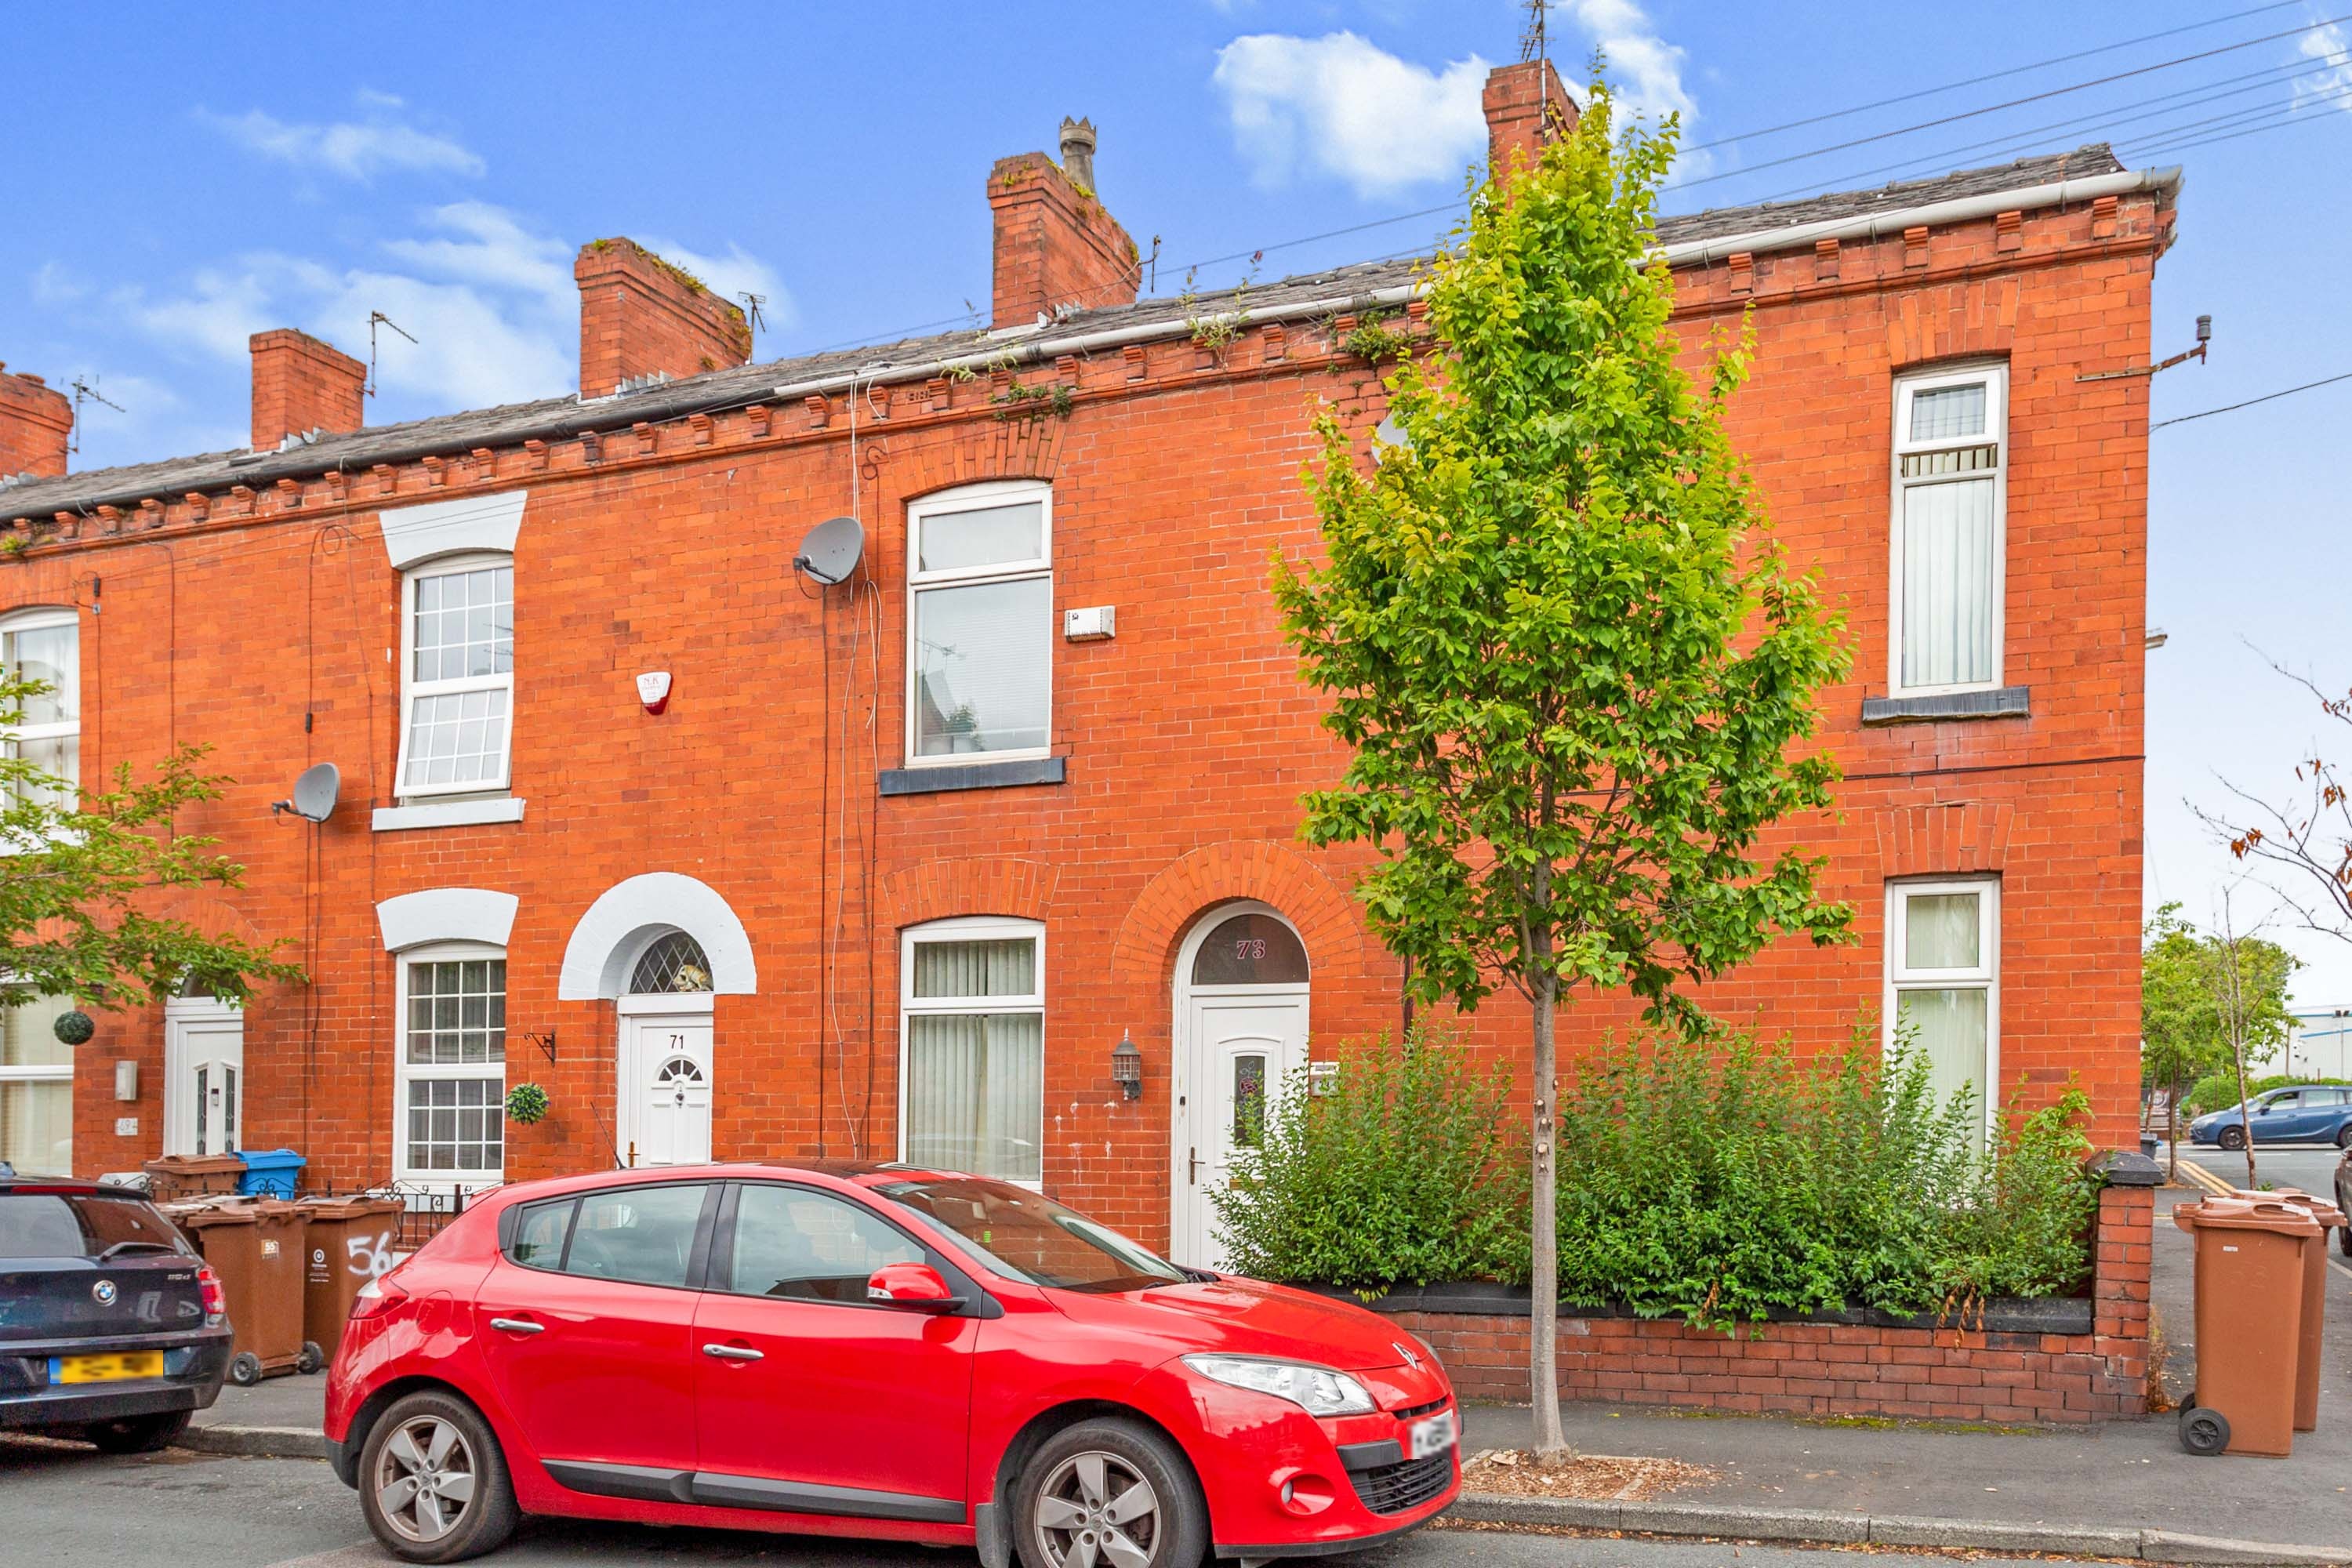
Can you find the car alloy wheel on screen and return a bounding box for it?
[1033,1450,1160,1568]
[2219,1126,2246,1151]
[373,1413,480,1546]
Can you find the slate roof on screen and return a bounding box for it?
[1,144,2133,521]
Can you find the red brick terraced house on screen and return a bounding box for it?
[0,64,2173,1286]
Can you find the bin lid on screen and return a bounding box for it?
[143,1153,247,1174]
[232,1148,307,1167]
[2172,1196,2323,1236]
[172,1203,263,1229]
[2228,1187,2347,1226]
[295,1196,407,1220]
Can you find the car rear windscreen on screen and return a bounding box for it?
[0,1192,187,1259]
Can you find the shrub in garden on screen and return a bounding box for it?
[1211,1028,1526,1295]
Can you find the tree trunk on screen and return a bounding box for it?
[1529,967,1565,1454]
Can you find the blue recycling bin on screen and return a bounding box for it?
[234,1148,306,1199]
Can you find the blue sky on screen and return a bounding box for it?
[6,1,2351,1004]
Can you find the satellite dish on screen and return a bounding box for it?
[275,762,339,824]
[794,516,864,586]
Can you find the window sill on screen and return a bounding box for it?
[1860,686,2030,726]
[372,797,528,833]
[878,757,1066,797]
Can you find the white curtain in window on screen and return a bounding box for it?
[913,938,1034,999]
[1902,893,1980,970]
[1901,477,1996,689]
[1897,986,1987,1135]
[906,1012,1044,1181]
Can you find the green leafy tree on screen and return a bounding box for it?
[1272,82,1850,1453]
[2140,901,2297,1178]
[0,671,303,1023]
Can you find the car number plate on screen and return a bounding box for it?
[1408,1409,1457,1459]
[49,1351,165,1385]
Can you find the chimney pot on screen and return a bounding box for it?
[0,364,73,479]
[1058,117,1098,193]
[249,329,365,452]
[574,238,753,401]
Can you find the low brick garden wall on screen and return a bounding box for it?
[1343,1152,2158,1426]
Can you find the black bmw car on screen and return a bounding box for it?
[0,1166,233,1452]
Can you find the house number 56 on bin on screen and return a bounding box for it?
[347,1232,396,1279]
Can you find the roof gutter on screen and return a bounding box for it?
[1660,164,2183,267]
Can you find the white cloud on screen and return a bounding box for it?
[1211,32,1490,198]
[31,262,87,306]
[383,202,573,310]
[2294,20,2352,113]
[197,100,485,180]
[638,238,797,332]
[1559,0,1706,169]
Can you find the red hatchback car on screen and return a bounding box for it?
[325,1161,1461,1564]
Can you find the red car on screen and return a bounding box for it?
[325,1161,1460,1564]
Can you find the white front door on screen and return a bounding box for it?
[1174,992,1308,1269]
[617,1006,713,1167]
[164,1003,245,1158]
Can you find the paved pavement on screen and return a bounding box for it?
[0,1439,2123,1568]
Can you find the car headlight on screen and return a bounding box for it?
[1181,1354,1376,1416]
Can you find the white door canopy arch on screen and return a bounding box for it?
[558,873,757,1000]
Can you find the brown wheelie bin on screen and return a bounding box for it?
[2174,1196,2321,1456]
[296,1196,405,1364]
[143,1152,246,1200]
[173,1200,314,1385]
[2228,1186,2347,1432]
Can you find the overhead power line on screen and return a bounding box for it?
[1683,0,2307,151]
[2152,370,2352,430]
[1664,11,2351,192]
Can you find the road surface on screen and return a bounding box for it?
[0,1436,2121,1568]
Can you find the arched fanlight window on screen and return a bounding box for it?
[629,932,714,995]
[1189,912,1309,986]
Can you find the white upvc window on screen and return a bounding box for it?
[393,944,506,1184]
[906,482,1052,765]
[898,916,1044,1184]
[1884,878,2000,1136]
[397,554,514,798]
[0,608,79,808]
[0,995,74,1175]
[1890,364,2008,695]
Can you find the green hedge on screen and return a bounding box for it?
[1215,1028,2100,1332]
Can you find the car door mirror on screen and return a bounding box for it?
[866,1261,964,1313]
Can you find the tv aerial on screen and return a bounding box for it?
[793,516,864,586]
[272,762,339,823]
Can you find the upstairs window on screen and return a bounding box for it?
[398,555,514,797]
[1892,365,2007,695]
[906,483,1051,764]
[0,608,78,808]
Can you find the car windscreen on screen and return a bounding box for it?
[0,1191,188,1259]
[877,1177,1185,1294]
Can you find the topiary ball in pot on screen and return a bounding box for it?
[53,1009,95,1047]
[504,1082,551,1125]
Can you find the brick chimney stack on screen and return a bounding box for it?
[0,364,73,479]
[250,330,367,452]
[575,239,753,401]
[988,116,1139,329]
[1483,59,1578,180]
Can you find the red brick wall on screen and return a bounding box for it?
[1407,1178,2154,1424]
[574,238,753,398]
[18,190,2162,1247]
[0,365,72,478]
[249,329,365,452]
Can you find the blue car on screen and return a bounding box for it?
[2190,1085,2352,1150]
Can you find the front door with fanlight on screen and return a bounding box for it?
[163,1000,245,1158]
[617,1005,714,1167]
[1171,903,1310,1269]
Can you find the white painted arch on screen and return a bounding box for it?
[559,873,757,1000]
[376,887,519,953]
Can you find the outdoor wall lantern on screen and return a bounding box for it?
[1111,1033,1142,1100]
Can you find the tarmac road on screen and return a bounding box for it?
[0,1437,2122,1568]
[2172,1138,2343,1200]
